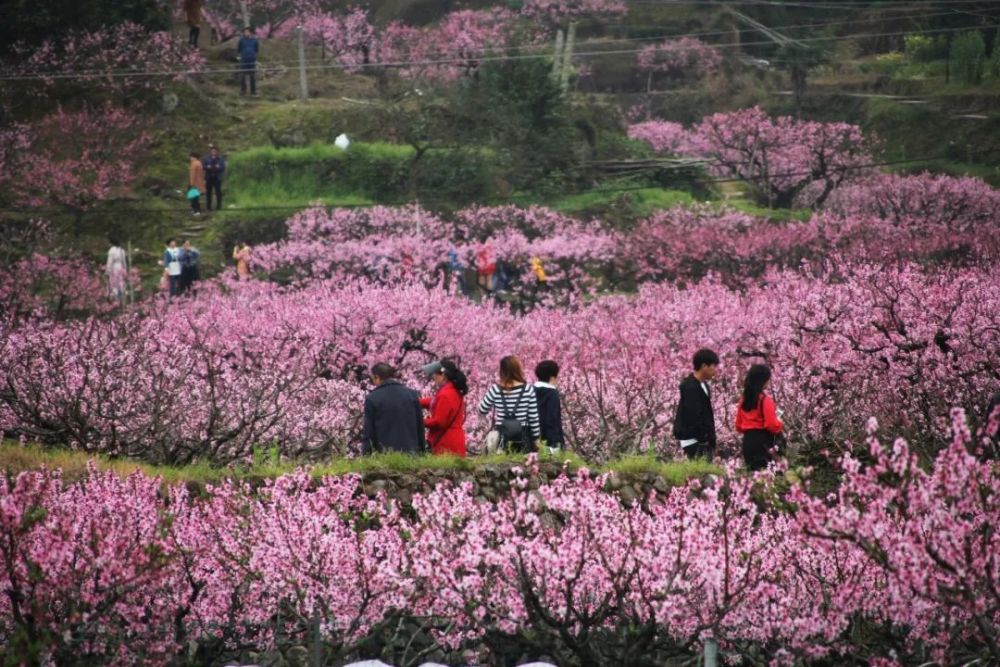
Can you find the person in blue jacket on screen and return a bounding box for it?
[237,27,259,95]
[202,145,226,211]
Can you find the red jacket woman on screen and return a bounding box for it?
[419,360,468,457]
[735,364,784,471]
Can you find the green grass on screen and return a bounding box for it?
[549,188,696,217]
[722,200,813,222]
[0,441,717,487]
[225,140,495,207]
[604,454,721,485]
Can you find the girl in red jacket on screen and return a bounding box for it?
[735,364,784,471]
[419,359,468,457]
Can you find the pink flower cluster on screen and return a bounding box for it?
[629,108,876,208]
[379,8,520,83]
[0,105,149,217]
[627,119,691,153]
[5,22,205,100]
[190,0,622,81]
[2,418,997,665]
[636,37,723,83]
[622,192,1000,285]
[1,260,996,464]
[254,204,617,305]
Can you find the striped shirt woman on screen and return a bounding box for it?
[478,355,541,449]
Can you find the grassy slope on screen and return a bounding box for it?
[0,441,719,487]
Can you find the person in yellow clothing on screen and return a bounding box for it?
[530,256,547,283]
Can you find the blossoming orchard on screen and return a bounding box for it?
[1,2,999,666]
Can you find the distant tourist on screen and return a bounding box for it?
[184,0,202,48]
[735,364,785,472]
[105,236,127,305]
[202,145,226,211]
[419,360,468,457]
[237,27,259,96]
[161,238,183,297]
[479,355,541,453]
[233,241,252,280]
[673,348,719,461]
[361,363,427,454]
[476,243,495,294]
[188,152,205,216]
[180,240,200,293]
[447,241,468,296]
[534,359,565,452]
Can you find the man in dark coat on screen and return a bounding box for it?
[672,348,719,461]
[237,26,259,95]
[361,363,426,454]
[534,359,565,452]
[202,145,226,211]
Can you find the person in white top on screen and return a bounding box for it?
[161,238,183,297]
[105,236,128,305]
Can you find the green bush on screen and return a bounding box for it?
[904,34,948,63]
[990,44,1000,80]
[226,141,494,206]
[950,31,986,84]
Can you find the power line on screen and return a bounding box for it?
[1,20,996,82]
[2,148,996,217]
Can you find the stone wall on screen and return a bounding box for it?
[353,461,698,510]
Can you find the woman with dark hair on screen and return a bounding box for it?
[735,364,784,471]
[478,355,541,452]
[420,359,468,457]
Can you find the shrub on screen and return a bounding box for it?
[226,142,494,205]
[950,30,986,84]
[904,34,947,63]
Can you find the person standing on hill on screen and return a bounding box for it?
[184,0,202,48]
[233,241,252,280]
[202,145,226,211]
[188,152,205,216]
[673,348,719,461]
[362,363,427,455]
[735,364,785,472]
[179,240,200,293]
[161,238,183,297]
[237,27,259,96]
[419,360,468,457]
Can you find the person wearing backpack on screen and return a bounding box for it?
[478,355,541,453]
[419,359,468,457]
[673,348,719,461]
[735,363,785,472]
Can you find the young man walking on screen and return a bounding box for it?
[361,363,427,455]
[534,359,565,453]
[673,348,719,461]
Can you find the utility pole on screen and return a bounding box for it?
[240,1,250,28]
[560,20,577,91]
[297,24,309,100]
[552,28,565,78]
[704,638,719,667]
